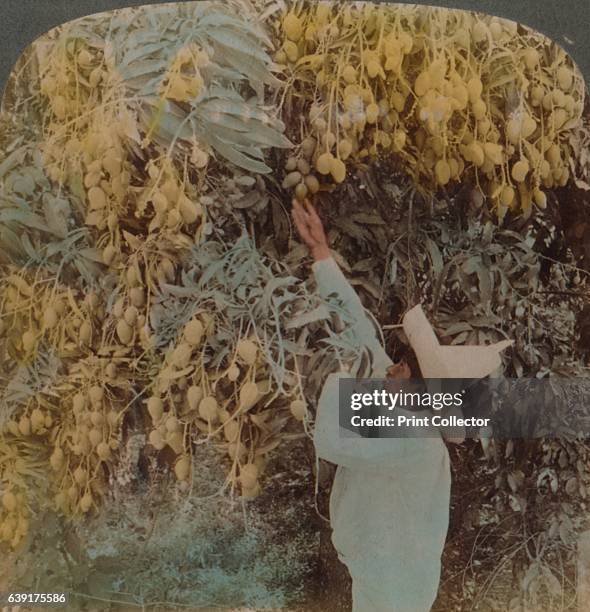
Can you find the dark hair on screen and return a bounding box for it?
[390,343,422,378]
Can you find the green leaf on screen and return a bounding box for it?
[209,135,270,173]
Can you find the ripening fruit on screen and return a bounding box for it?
[123,306,138,326]
[304,174,320,194]
[239,382,259,410]
[20,329,37,354]
[489,20,503,41]
[90,410,104,426]
[79,493,93,513]
[282,171,302,189]
[563,94,575,114]
[239,463,259,489]
[414,71,431,97]
[50,448,64,470]
[530,85,544,107]
[338,139,353,161]
[533,188,547,208]
[283,40,299,63]
[558,167,570,186]
[113,297,125,319]
[165,415,181,433]
[283,13,303,41]
[511,159,530,182]
[18,416,31,436]
[552,90,565,107]
[322,131,336,150]
[521,114,537,139]
[330,158,346,183]
[30,408,45,432]
[224,420,239,442]
[172,342,192,368]
[290,399,307,421]
[466,77,483,102]
[79,321,92,345]
[77,49,93,67]
[468,142,485,167]
[52,96,67,119]
[471,21,488,44]
[187,386,203,411]
[365,103,379,124]
[184,319,204,346]
[179,196,201,224]
[96,442,111,460]
[102,244,117,266]
[74,466,86,485]
[284,156,297,171]
[166,209,182,228]
[129,287,145,308]
[73,393,86,413]
[198,396,218,421]
[434,160,451,186]
[237,339,258,365]
[296,158,310,175]
[472,99,486,120]
[149,429,166,450]
[483,142,503,165]
[500,185,515,207]
[343,65,357,84]
[506,119,521,145]
[43,307,58,329]
[84,171,101,189]
[315,152,333,177]
[295,182,308,201]
[88,186,107,210]
[228,364,240,381]
[116,319,133,345]
[540,159,551,179]
[241,482,261,499]
[367,60,381,79]
[557,66,573,91]
[546,144,561,168]
[88,428,102,447]
[175,455,191,481]
[2,492,17,512]
[147,396,164,422]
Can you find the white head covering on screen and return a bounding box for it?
[402,304,512,379]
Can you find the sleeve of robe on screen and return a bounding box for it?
[313,370,439,469]
[311,256,393,374]
[311,256,438,469]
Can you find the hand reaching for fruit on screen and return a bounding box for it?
[291,198,331,261]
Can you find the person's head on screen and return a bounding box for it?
[385,344,422,380]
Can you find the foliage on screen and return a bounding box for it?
[0,0,590,609]
[272,3,586,220]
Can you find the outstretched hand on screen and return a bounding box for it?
[291,198,330,261]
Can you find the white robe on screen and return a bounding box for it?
[312,257,451,612]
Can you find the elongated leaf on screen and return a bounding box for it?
[209,136,270,173]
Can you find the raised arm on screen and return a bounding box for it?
[291,198,393,374]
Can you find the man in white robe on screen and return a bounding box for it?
[292,198,512,611]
